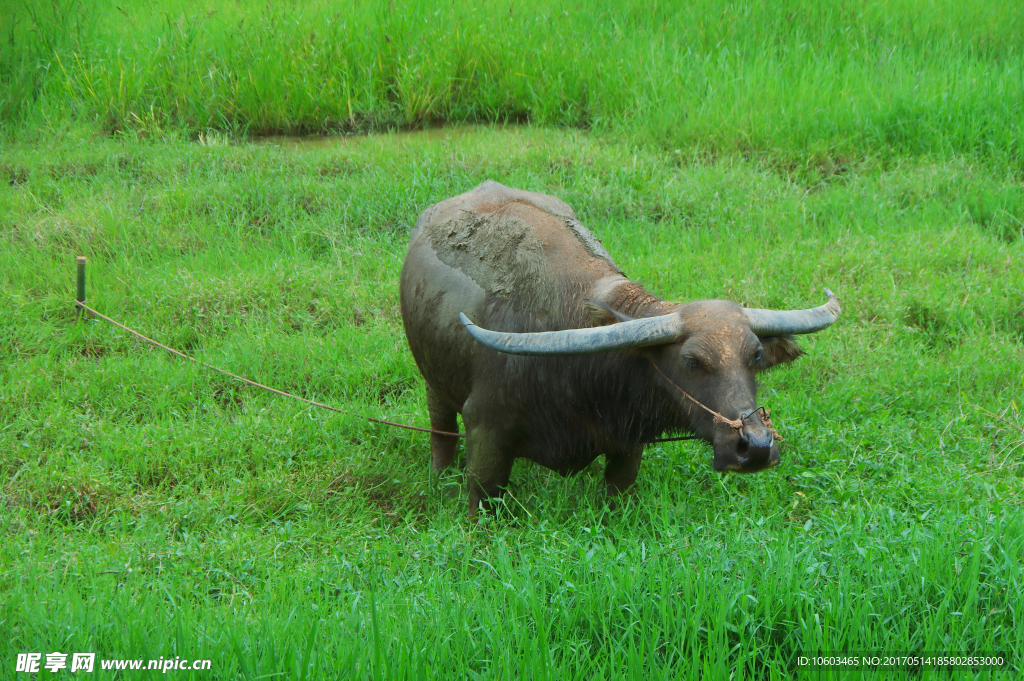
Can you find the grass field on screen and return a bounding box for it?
[4,0,1023,168]
[2,1,1024,679]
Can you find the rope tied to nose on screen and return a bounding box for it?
[77,299,781,444]
[649,361,783,442]
[72,255,777,447]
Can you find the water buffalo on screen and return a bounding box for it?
[400,181,840,514]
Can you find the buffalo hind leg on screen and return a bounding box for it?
[464,424,515,517]
[605,446,643,497]
[426,384,459,471]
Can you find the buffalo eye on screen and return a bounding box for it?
[752,349,764,364]
[684,356,702,370]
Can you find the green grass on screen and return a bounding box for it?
[2,126,1022,678]
[2,0,1023,170]
[2,0,1023,677]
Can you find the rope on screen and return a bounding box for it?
[74,300,713,445]
[649,361,782,442]
[74,301,465,438]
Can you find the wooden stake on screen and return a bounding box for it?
[76,256,87,319]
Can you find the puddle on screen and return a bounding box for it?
[254,124,521,151]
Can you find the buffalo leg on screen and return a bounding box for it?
[464,424,515,516]
[425,383,459,471]
[604,446,643,496]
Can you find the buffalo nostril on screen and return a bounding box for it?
[743,436,774,467]
[746,430,773,448]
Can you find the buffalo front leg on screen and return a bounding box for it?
[604,446,643,497]
[464,424,515,517]
[425,383,460,471]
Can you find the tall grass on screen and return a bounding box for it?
[2,0,1022,167]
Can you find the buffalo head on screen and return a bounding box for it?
[459,289,840,473]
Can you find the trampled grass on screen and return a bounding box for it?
[2,0,1023,170]
[2,126,1022,678]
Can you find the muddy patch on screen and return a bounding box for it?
[252,123,523,152]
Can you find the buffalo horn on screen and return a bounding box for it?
[459,312,684,356]
[743,288,841,336]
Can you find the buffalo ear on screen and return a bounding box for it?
[584,299,634,326]
[758,335,804,370]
